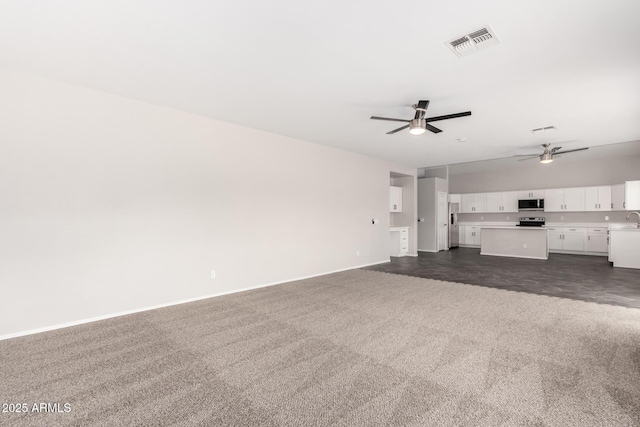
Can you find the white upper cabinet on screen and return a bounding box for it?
[390,186,403,212]
[584,186,611,211]
[564,187,586,212]
[449,194,461,204]
[485,192,502,212]
[545,188,585,212]
[486,191,518,213]
[502,191,519,212]
[461,193,486,213]
[611,184,626,210]
[626,181,640,210]
[518,189,545,199]
[544,189,564,212]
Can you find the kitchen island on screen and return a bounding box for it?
[609,228,640,269]
[480,226,549,260]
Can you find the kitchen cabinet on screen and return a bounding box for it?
[461,193,486,213]
[563,228,586,251]
[458,225,466,244]
[449,194,461,204]
[463,226,481,246]
[390,186,403,212]
[547,227,563,251]
[544,188,585,212]
[390,227,409,256]
[486,191,518,213]
[625,181,640,210]
[611,184,626,210]
[584,186,611,212]
[586,228,608,253]
[518,189,545,199]
[547,226,586,251]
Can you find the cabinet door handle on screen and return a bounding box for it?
[588,236,591,240]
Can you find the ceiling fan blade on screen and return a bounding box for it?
[371,116,410,123]
[517,156,539,161]
[426,123,442,133]
[512,154,539,157]
[553,147,589,155]
[425,111,472,122]
[551,146,563,153]
[386,124,410,135]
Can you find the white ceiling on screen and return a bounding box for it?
[1,0,639,168]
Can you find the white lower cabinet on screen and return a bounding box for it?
[390,227,409,256]
[547,227,587,252]
[463,226,481,246]
[586,228,608,253]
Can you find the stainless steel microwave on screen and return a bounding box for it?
[518,199,544,211]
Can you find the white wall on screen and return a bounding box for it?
[0,69,415,338]
[450,154,640,194]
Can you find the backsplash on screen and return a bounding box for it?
[458,211,635,224]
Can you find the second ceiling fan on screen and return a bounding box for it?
[513,143,589,164]
[371,100,471,135]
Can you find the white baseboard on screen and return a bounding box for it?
[0,260,390,341]
[417,249,438,253]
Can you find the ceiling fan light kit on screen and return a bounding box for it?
[409,119,427,135]
[371,100,471,136]
[539,152,554,164]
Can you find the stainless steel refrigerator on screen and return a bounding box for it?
[449,202,459,248]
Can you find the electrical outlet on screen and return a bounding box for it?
[605,216,609,221]
[356,250,360,256]
[210,271,216,279]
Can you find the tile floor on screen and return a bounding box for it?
[364,247,640,309]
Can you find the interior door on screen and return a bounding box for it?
[438,192,448,251]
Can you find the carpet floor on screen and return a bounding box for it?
[1,270,640,426]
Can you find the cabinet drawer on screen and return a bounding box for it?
[587,228,607,234]
[400,229,408,236]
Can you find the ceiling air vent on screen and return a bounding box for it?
[446,25,500,58]
[532,126,557,134]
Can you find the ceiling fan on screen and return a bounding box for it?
[513,143,589,164]
[370,100,471,135]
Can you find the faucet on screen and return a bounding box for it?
[626,211,640,222]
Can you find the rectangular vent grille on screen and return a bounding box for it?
[532,126,558,134]
[446,25,500,58]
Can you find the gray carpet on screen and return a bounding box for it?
[2,270,640,426]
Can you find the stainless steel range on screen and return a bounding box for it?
[518,217,545,227]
